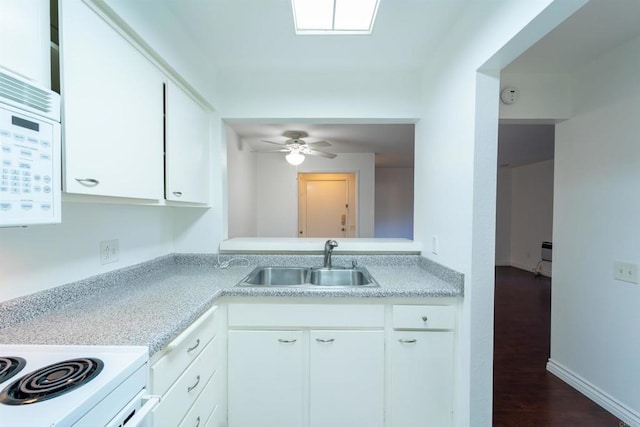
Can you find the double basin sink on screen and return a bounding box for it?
[237,266,379,288]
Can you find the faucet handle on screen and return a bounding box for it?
[352,260,358,268]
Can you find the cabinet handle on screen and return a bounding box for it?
[187,339,200,353]
[173,191,183,197]
[187,375,201,392]
[195,416,200,427]
[278,338,297,343]
[316,338,335,343]
[75,178,99,186]
[422,315,428,322]
[399,339,417,343]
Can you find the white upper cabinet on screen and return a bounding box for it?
[59,0,164,199]
[165,80,210,204]
[0,0,51,88]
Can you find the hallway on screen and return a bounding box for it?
[492,267,622,426]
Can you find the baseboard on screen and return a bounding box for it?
[547,359,640,426]
[495,261,511,266]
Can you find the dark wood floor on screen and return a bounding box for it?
[493,266,622,427]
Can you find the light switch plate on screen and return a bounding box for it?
[614,261,638,284]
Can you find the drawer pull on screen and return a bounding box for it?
[316,338,335,343]
[278,338,297,343]
[75,178,99,186]
[399,339,417,343]
[422,315,428,322]
[195,416,200,427]
[173,191,183,197]
[187,375,201,392]
[187,339,200,353]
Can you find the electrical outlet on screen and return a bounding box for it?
[614,261,638,284]
[100,239,120,265]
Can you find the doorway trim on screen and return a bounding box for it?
[298,173,357,237]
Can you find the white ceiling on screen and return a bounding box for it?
[162,0,472,71]
[155,0,640,168]
[504,0,640,73]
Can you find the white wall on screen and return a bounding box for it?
[495,167,512,265]
[217,68,419,240]
[414,1,585,425]
[550,34,640,424]
[254,153,375,237]
[374,168,414,239]
[0,203,173,301]
[226,126,258,238]
[499,73,572,121]
[495,160,554,273]
[510,160,554,273]
[216,69,421,121]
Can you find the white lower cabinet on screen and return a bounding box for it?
[390,331,454,426]
[309,330,384,427]
[390,304,456,427]
[226,301,456,427]
[228,330,305,427]
[150,306,220,426]
[227,304,386,427]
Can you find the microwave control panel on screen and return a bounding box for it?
[0,106,61,226]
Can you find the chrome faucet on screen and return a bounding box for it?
[323,240,338,268]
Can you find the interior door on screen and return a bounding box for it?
[298,173,356,237]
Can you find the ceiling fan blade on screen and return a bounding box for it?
[260,139,287,146]
[251,149,289,153]
[305,140,331,148]
[305,149,337,159]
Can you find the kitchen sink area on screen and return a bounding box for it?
[238,265,380,288]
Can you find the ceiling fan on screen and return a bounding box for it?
[257,130,337,165]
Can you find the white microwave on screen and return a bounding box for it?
[0,68,61,227]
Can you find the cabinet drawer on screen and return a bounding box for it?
[179,371,219,427]
[393,305,455,330]
[228,304,384,328]
[204,404,221,427]
[151,306,218,395]
[152,336,219,427]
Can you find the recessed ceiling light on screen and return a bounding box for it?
[291,0,381,35]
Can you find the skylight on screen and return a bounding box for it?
[292,0,381,35]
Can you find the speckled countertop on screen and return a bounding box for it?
[0,254,463,355]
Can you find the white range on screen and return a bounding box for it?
[0,344,157,426]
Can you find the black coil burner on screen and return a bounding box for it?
[0,357,26,385]
[0,358,104,405]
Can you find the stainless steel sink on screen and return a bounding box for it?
[237,266,379,288]
[309,267,375,287]
[243,267,309,286]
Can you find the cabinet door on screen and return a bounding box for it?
[228,330,304,427]
[59,0,164,199]
[309,330,384,427]
[390,331,454,427]
[0,0,50,87]
[165,80,210,203]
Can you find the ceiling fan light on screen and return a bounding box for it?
[286,150,305,165]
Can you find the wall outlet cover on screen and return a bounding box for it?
[614,261,638,284]
[100,239,120,265]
